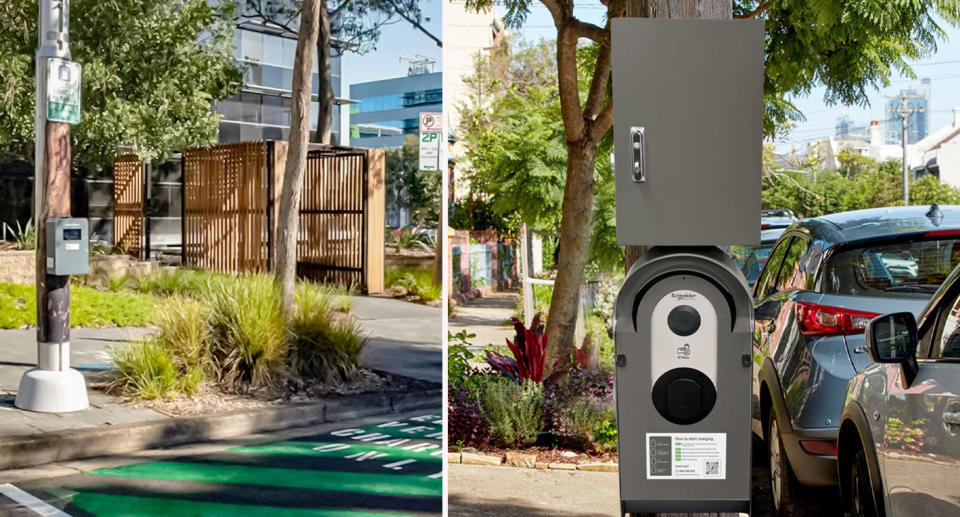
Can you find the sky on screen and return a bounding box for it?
[500,3,960,154]
[339,0,443,89]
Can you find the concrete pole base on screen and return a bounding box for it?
[15,367,89,413]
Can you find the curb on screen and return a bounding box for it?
[448,451,618,472]
[0,389,441,471]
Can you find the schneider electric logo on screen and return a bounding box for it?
[671,292,697,301]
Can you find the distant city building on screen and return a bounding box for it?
[442,0,507,204]
[815,108,960,188]
[213,20,347,144]
[349,62,442,149]
[835,115,867,140]
[885,78,931,146]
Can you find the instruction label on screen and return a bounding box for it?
[646,433,726,479]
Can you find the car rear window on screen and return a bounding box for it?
[823,238,960,298]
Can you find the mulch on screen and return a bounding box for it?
[462,446,619,464]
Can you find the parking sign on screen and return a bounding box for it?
[419,132,440,171]
[46,58,81,124]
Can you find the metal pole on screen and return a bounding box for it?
[16,0,88,413]
[902,114,909,205]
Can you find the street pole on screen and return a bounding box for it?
[887,92,924,206]
[16,0,88,413]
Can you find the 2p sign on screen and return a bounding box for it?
[419,131,440,171]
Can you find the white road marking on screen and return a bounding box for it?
[383,459,417,470]
[0,483,72,517]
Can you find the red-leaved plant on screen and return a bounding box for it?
[484,313,575,384]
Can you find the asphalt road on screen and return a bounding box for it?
[0,410,442,516]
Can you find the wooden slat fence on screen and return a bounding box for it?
[113,154,144,258]
[175,141,384,293]
[182,141,269,272]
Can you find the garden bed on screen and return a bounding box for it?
[101,369,436,417]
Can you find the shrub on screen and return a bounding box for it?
[289,291,366,383]
[204,274,287,389]
[153,297,211,370]
[482,378,544,447]
[542,367,615,450]
[132,269,212,297]
[593,410,618,450]
[448,330,483,396]
[485,313,574,384]
[110,338,180,400]
[386,267,441,302]
[448,386,491,448]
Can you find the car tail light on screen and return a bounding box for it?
[923,230,960,237]
[796,302,880,336]
[800,440,838,456]
[761,224,771,229]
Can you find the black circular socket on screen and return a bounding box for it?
[667,305,701,336]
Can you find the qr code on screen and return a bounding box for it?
[705,461,720,475]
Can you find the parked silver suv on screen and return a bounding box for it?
[838,262,960,517]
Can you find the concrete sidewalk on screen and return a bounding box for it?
[448,291,518,350]
[354,296,441,384]
[0,296,441,467]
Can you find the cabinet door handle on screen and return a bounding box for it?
[943,411,960,426]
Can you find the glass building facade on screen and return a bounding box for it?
[885,78,931,146]
[214,26,343,144]
[349,71,442,148]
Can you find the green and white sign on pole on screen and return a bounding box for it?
[418,111,442,171]
[46,58,81,124]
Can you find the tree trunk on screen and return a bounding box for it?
[544,140,597,364]
[623,0,731,274]
[311,1,333,144]
[276,0,322,317]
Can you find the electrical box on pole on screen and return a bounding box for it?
[610,19,764,515]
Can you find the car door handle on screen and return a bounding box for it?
[944,411,960,426]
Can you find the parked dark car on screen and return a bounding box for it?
[837,265,960,517]
[732,227,786,288]
[751,205,960,516]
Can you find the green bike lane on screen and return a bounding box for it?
[0,411,442,517]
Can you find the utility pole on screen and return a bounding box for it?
[16,0,88,413]
[887,92,924,205]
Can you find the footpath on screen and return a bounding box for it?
[447,291,518,350]
[0,296,441,471]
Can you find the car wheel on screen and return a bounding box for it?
[848,446,881,517]
[768,410,806,516]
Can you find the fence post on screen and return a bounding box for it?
[519,224,535,327]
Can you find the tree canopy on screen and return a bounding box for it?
[456,38,624,271]
[0,0,242,173]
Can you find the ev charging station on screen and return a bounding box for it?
[610,19,764,515]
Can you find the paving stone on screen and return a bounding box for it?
[548,462,577,471]
[535,462,549,469]
[505,451,537,468]
[447,452,462,464]
[578,462,618,472]
[461,452,502,466]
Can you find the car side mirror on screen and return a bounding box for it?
[865,312,919,387]
[754,299,781,322]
